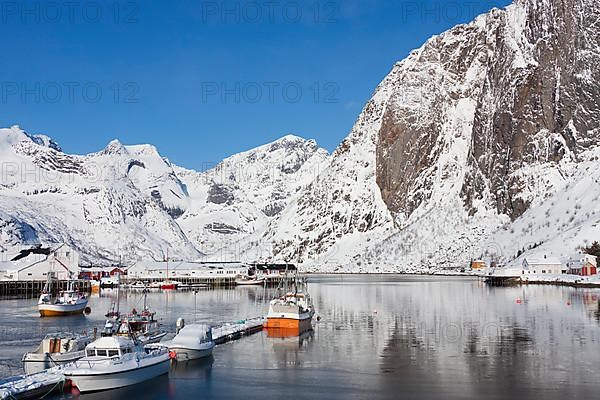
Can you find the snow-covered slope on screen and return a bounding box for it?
[174,135,328,259]
[0,126,201,264]
[260,0,600,271]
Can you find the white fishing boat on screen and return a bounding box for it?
[22,332,93,375]
[38,279,88,317]
[63,336,170,393]
[167,322,214,361]
[234,274,266,286]
[103,285,167,344]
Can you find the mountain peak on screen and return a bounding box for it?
[0,126,61,152]
[99,139,128,156]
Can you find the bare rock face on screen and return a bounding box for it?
[376,0,600,222]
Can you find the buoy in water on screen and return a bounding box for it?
[169,350,177,360]
[84,307,92,314]
[516,298,522,304]
[316,316,321,321]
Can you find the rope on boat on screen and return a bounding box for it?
[38,376,66,399]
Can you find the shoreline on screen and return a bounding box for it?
[306,271,600,288]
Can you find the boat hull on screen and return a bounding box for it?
[67,358,170,393]
[22,351,85,375]
[235,279,265,286]
[170,346,214,361]
[264,316,312,336]
[38,301,88,317]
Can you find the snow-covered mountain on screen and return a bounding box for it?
[260,0,600,271]
[0,126,328,265]
[174,135,328,260]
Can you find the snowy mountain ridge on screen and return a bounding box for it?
[0,126,328,265]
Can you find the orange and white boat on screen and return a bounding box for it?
[264,272,314,336]
[38,279,89,317]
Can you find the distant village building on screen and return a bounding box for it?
[126,261,248,280]
[566,254,598,276]
[470,260,486,269]
[522,256,564,275]
[79,266,126,281]
[0,244,79,281]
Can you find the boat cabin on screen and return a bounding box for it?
[84,336,136,359]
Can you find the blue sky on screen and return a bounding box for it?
[1,0,510,170]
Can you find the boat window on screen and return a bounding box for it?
[86,350,95,357]
[108,350,119,357]
[97,349,109,357]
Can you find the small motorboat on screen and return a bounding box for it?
[38,279,89,317]
[100,276,119,288]
[167,320,214,361]
[158,280,179,290]
[63,335,170,393]
[22,332,93,374]
[129,281,147,290]
[235,275,266,286]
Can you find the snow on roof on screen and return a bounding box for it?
[87,336,132,349]
[523,257,562,265]
[131,261,246,271]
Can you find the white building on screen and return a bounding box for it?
[522,256,564,275]
[126,261,248,280]
[0,244,80,281]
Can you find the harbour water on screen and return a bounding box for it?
[1,275,600,399]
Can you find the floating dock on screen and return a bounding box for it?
[212,317,265,345]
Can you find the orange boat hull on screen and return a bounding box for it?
[264,317,312,337]
[39,308,85,317]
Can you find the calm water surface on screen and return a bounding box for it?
[1,275,600,399]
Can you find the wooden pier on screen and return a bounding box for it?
[0,280,91,298]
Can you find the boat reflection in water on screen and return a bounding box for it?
[170,355,214,380]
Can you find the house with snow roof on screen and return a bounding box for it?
[522,255,564,275]
[0,244,79,281]
[126,260,248,280]
[565,253,597,276]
